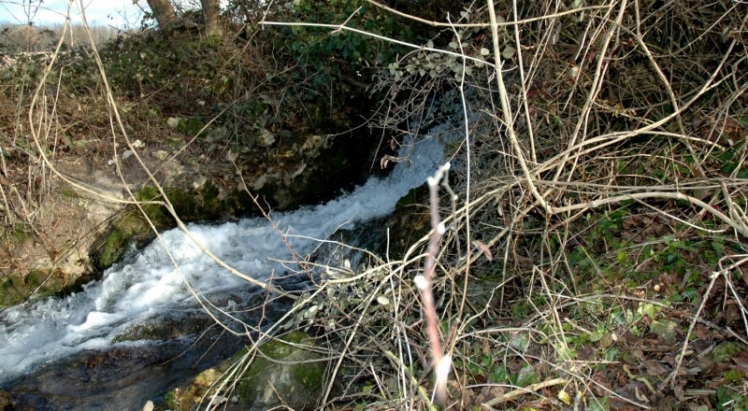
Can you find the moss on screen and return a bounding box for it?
[1,223,33,244]
[94,213,150,270]
[61,187,78,198]
[0,269,72,309]
[93,185,191,270]
[236,331,325,409]
[135,186,171,225]
[291,353,325,391]
[710,341,747,362]
[91,182,246,271]
[112,315,215,343]
[0,272,24,308]
[112,323,161,343]
[158,390,178,411]
[175,117,206,137]
[24,269,46,288]
[140,183,227,222]
[96,227,126,269]
[197,183,221,215]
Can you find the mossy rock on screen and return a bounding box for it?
[112,315,218,344]
[161,331,326,411]
[0,269,74,309]
[395,184,429,210]
[90,212,151,270]
[372,182,431,259]
[90,182,239,271]
[236,331,325,410]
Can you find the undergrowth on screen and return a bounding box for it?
[210,1,748,410]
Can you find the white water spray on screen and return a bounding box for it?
[0,135,444,384]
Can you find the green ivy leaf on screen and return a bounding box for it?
[501,45,516,60]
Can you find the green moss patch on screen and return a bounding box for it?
[91,212,151,270]
[162,331,326,411]
[90,182,240,271]
[238,331,325,399]
[0,269,72,309]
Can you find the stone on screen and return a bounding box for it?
[237,331,325,410]
[164,331,326,411]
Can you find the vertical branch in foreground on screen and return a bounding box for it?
[416,162,452,410]
[485,0,551,215]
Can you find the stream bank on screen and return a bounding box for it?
[0,126,382,309]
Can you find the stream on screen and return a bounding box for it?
[0,134,446,410]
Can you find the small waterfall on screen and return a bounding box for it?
[0,135,445,398]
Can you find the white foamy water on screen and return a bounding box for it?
[0,135,444,384]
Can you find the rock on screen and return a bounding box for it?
[0,124,379,308]
[238,331,325,410]
[164,331,326,411]
[192,175,208,189]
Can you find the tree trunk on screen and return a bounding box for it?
[146,0,177,29]
[200,0,221,37]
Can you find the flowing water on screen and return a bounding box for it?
[0,134,446,410]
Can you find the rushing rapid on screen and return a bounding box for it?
[0,134,445,385]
